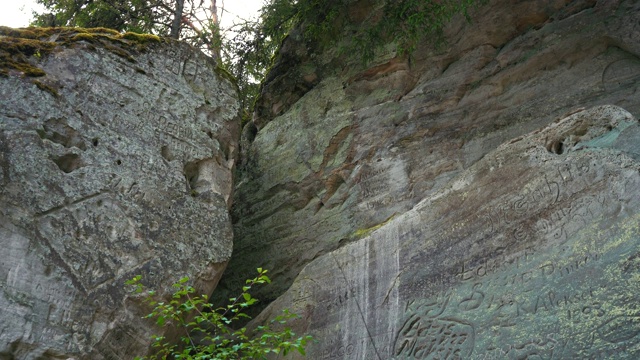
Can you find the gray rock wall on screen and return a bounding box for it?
[219,0,640,314]
[257,105,640,359]
[218,0,640,358]
[0,29,240,359]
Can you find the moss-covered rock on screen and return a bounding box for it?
[0,26,240,359]
[0,26,163,91]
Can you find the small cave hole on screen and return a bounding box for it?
[244,122,258,144]
[546,140,564,155]
[40,119,87,150]
[183,162,200,194]
[92,138,99,147]
[160,145,173,161]
[116,159,122,165]
[52,153,84,173]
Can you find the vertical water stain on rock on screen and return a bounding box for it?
[221,0,640,358]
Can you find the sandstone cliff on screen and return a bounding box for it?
[0,28,240,359]
[219,0,640,358]
[2,0,640,357]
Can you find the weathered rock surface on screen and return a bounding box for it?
[257,104,640,359]
[0,29,240,359]
[217,0,640,319]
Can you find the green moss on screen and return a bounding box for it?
[214,65,239,88]
[101,43,136,62]
[84,27,120,36]
[0,26,166,93]
[119,32,161,43]
[0,36,54,78]
[71,33,103,43]
[350,214,396,240]
[33,80,59,97]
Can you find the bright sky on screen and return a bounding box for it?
[0,0,261,29]
[0,0,43,27]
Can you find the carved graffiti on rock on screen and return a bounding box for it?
[394,295,475,359]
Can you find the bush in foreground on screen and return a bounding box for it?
[127,268,312,359]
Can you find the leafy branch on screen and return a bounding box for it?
[126,268,312,359]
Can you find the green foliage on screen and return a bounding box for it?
[369,0,484,58]
[32,0,160,33]
[126,268,312,359]
[218,20,275,125]
[251,0,485,64]
[258,0,344,46]
[30,0,484,122]
[217,0,347,124]
[32,0,216,49]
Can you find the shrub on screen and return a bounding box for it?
[127,268,312,359]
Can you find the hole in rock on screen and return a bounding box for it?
[116,159,122,165]
[244,122,258,143]
[183,162,200,193]
[546,140,564,155]
[52,153,84,173]
[92,138,99,146]
[160,145,173,161]
[39,118,87,150]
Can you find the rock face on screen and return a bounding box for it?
[216,0,640,357]
[0,29,240,358]
[256,104,640,358]
[218,0,640,313]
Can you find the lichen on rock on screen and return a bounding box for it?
[256,105,640,359]
[218,0,640,357]
[0,26,240,359]
[0,26,163,94]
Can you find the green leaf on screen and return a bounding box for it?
[126,268,311,358]
[125,275,142,285]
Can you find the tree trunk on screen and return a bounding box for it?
[210,0,221,59]
[170,0,185,39]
